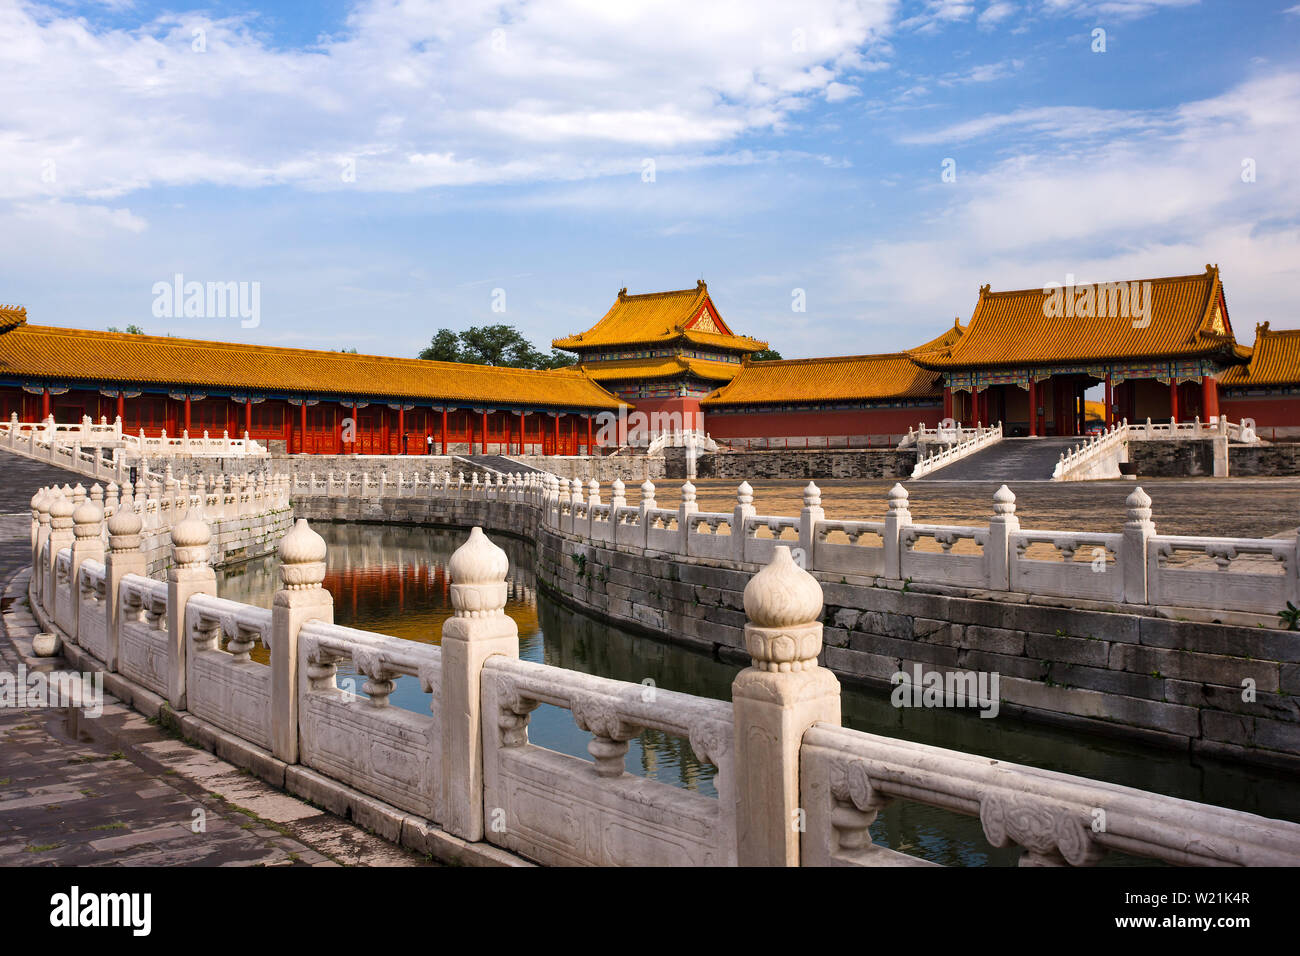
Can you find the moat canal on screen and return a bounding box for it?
[217,521,1300,866]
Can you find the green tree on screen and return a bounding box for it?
[748,348,783,361]
[418,328,463,362]
[539,349,578,369]
[457,324,540,367]
[107,324,145,335]
[417,325,573,369]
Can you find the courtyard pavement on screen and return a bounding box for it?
[0,454,429,867]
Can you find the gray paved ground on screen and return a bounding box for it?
[0,450,429,867]
[0,454,83,513]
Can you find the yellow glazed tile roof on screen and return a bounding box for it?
[579,355,741,384]
[1219,323,1300,386]
[701,353,942,406]
[0,305,26,335]
[913,266,1245,368]
[0,323,624,410]
[553,282,768,353]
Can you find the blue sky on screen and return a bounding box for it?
[2,0,1298,360]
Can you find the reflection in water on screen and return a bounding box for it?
[219,521,1300,866]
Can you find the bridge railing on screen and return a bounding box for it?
[481,655,736,866]
[800,723,1300,867]
[911,423,1003,478]
[1053,421,1130,480]
[31,500,1300,867]
[0,415,267,479]
[286,469,1300,617]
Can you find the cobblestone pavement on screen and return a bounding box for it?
[0,457,430,867]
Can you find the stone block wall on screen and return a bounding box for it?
[141,507,294,576]
[1229,443,1300,476]
[675,448,917,480]
[1128,440,1217,477]
[533,526,1300,771]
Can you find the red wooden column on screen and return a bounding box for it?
[41,387,50,420]
[184,395,192,434]
[398,407,405,454]
[481,410,489,454]
[1202,375,1220,421]
[299,402,307,453]
[1104,374,1114,426]
[553,413,560,456]
[244,400,252,438]
[351,402,359,453]
[1169,380,1180,423]
[942,386,952,422]
[1027,380,1037,436]
[586,415,593,455]
[441,408,448,455]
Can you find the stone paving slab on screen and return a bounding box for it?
[1,570,430,867]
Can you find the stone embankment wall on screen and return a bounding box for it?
[534,527,1300,773]
[147,508,293,574]
[1128,440,1300,477]
[669,448,917,480]
[1229,443,1300,476]
[291,493,1300,773]
[1128,440,1218,477]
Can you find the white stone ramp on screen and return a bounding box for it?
[915,437,1078,481]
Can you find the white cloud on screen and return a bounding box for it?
[0,0,897,201]
[828,71,1300,347]
[13,200,148,237]
[1038,0,1199,18]
[978,2,1018,28]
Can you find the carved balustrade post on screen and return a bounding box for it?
[639,479,656,549]
[679,480,698,556]
[440,527,519,841]
[270,520,332,763]
[797,481,823,569]
[105,501,145,672]
[70,498,106,642]
[166,509,215,710]
[731,546,841,866]
[46,494,75,616]
[882,483,911,580]
[733,481,756,563]
[987,484,1019,590]
[1121,487,1155,605]
[31,489,50,591]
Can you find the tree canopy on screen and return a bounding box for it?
[748,348,783,361]
[418,324,576,369]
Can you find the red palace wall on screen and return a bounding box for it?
[702,405,943,444]
[0,386,597,455]
[1220,393,1300,439]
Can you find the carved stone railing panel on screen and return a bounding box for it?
[1010,531,1124,602]
[801,723,1300,867]
[297,620,443,824]
[116,574,170,698]
[481,655,736,866]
